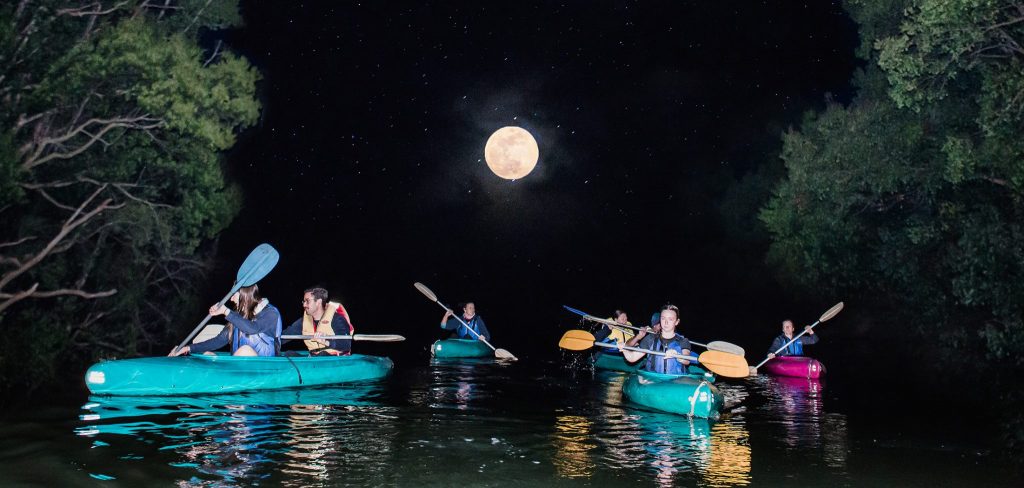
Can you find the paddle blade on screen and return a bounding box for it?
[706,341,745,357]
[236,243,280,287]
[193,324,225,344]
[414,282,438,302]
[563,305,589,317]
[697,350,750,378]
[495,348,518,361]
[558,330,597,351]
[819,302,844,322]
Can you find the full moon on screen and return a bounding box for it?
[484,126,539,180]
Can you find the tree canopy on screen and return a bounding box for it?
[0,1,259,393]
[761,0,1024,448]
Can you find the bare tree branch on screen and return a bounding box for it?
[21,115,164,171]
[57,2,130,18]
[0,236,36,250]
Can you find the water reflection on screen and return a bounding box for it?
[567,371,751,486]
[76,384,395,485]
[756,375,849,472]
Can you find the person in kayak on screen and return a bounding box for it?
[170,284,282,357]
[618,304,692,374]
[766,319,818,359]
[594,309,635,346]
[625,311,662,348]
[440,302,491,341]
[280,287,354,356]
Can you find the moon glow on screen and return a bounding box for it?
[484,126,539,180]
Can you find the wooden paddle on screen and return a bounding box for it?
[562,305,746,356]
[414,282,517,361]
[558,329,749,378]
[749,301,844,375]
[172,244,280,355]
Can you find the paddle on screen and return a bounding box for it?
[172,244,280,355]
[558,330,749,378]
[414,282,517,361]
[562,305,746,356]
[193,324,227,344]
[282,334,406,342]
[749,302,844,375]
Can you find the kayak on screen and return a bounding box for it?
[762,356,826,379]
[84,352,393,396]
[622,369,723,418]
[430,338,492,358]
[592,352,640,372]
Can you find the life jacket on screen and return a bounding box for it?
[601,319,635,344]
[229,299,281,357]
[302,301,354,355]
[457,315,482,339]
[775,334,804,356]
[643,333,689,375]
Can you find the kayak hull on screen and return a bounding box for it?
[623,370,723,418]
[430,338,492,358]
[85,353,393,396]
[592,352,640,372]
[762,356,826,379]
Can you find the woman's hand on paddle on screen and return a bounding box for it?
[767,352,776,359]
[804,325,814,335]
[441,309,453,324]
[169,345,190,357]
[666,349,691,365]
[209,303,229,317]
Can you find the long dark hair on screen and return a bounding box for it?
[236,285,263,319]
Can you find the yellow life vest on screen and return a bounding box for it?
[302,302,352,353]
[605,319,635,343]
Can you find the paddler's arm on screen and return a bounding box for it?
[475,316,491,341]
[279,319,303,345]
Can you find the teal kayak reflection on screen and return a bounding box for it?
[75,383,399,485]
[554,370,752,486]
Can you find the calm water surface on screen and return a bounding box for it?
[0,351,1019,487]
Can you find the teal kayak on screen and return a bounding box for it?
[592,352,640,372]
[622,369,723,419]
[430,338,492,358]
[84,352,393,396]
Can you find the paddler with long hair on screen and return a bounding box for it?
[170,284,282,357]
[280,287,354,356]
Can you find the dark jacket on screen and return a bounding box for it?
[191,302,282,355]
[442,314,491,341]
[768,332,819,357]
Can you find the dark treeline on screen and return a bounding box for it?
[0,1,258,399]
[727,0,1024,452]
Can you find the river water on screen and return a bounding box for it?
[0,350,1019,487]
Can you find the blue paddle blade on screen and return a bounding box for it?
[563,305,590,317]
[235,243,280,288]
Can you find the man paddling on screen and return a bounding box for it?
[280,287,353,356]
[766,319,818,359]
[440,301,491,341]
[618,304,693,374]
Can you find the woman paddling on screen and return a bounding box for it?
[618,304,693,375]
[766,319,818,360]
[440,301,491,341]
[170,284,282,357]
[594,309,635,348]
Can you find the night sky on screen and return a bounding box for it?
[212,1,859,355]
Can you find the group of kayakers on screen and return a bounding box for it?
[588,304,820,373]
[169,285,354,357]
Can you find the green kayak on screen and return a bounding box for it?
[592,352,640,372]
[622,369,723,419]
[430,338,492,358]
[85,352,393,396]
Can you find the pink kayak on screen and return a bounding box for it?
[762,356,826,379]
